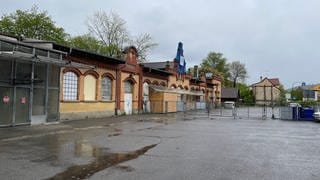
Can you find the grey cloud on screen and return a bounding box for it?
[1,0,320,87]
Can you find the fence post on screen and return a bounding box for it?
[165,101,168,113]
[206,101,210,117]
[262,104,267,120]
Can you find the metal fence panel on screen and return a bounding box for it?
[209,105,281,120]
[280,107,293,120]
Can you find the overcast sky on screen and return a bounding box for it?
[2,0,320,88]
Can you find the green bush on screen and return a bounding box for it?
[296,100,318,107]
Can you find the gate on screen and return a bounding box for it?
[124,93,132,115]
[209,104,281,120]
[0,84,31,126]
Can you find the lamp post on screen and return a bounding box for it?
[291,81,305,120]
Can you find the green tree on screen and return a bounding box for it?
[291,87,303,101]
[0,6,68,43]
[200,52,230,85]
[68,34,102,52]
[228,61,247,88]
[278,85,287,105]
[238,83,255,105]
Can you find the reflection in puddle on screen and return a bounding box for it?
[46,144,157,180]
[108,133,122,137]
[74,141,108,158]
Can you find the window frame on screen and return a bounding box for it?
[101,76,113,101]
[63,71,79,101]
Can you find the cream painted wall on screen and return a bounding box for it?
[253,79,281,103]
[60,102,115,112]
[84,74,96,101]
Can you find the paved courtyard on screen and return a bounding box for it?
[1,110,320,180]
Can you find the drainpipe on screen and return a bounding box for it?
[115,65,122,115]
[115,64,127,115]
[115,67,119,115]
[138,65,143,113]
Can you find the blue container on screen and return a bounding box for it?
[299,107,314,120]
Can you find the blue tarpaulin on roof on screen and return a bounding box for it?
[175,42,186,75]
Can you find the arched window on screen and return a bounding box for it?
[101,76,112,100]
[124,81,133,93]
[63,71,78,101]
[84,74,96,101]
[170,84,177,89]
[152,80,159,86]
[143,82,149,96]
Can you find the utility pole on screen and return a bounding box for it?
[271,85,275,119]
[263,85,266,120]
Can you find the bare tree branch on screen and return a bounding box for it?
[228,61,248,87]
[86,11,157,60]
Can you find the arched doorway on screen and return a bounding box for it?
[143,82,150,113]
[177,86,184,112]
[124,81,133,115]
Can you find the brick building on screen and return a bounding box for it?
[0,34,223,125]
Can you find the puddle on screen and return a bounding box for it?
[114,165,135,172]
[31,155,58,163]
[113,128,123,132]
[46,144,157,180]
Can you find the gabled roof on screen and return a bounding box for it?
[141,65,172,76]
[268,78,280,86]
[140,61,174,70]
[221,88,239,99]
[252,77,280,87]
[300,85,314,90]
[52,43,125,64]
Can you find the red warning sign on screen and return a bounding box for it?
[3,96,10,104]
[21,97,27,104]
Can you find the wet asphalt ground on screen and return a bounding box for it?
[1,110,320,180]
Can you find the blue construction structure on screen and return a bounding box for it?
[291,104,314,121]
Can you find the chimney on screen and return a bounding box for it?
[165,61,170,69]
[260,76,263,81]
[124,46,138,64]
[194,65,198,78]
[187,68,191,75]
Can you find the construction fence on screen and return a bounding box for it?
[209,105,281,120]
[144,100,320,120]
[142,100,206,114]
